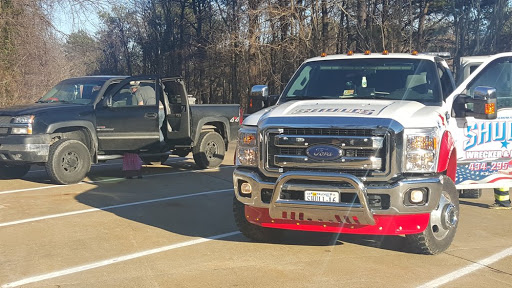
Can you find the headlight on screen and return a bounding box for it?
[11,115,34,124]
[237,126,258,167]
[403,128,438,172]
[10,115,34,135]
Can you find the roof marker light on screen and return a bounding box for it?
[382,50,389,55]
[321,52,327,57]
[364,50,371,55]
[347,50,354,56]
[411,50,419,55]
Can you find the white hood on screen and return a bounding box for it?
[243,99,443,128]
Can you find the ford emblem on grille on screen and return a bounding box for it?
[306,145,342,161]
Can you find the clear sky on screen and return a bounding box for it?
[51,2,113,38]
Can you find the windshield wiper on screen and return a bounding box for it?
[284,95,334,101]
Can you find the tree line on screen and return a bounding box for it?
[1,0,511,108]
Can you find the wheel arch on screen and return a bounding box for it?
[194,117,230,148]
[437,130,457,182]
[46,121,97,161]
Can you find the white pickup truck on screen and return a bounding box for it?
[233,51,512,254]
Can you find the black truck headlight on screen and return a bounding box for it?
[10,115,34,135]
[236,126,258,167]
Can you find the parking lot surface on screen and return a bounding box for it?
[1,145,512,287]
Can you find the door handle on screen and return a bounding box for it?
[145,112,158,118]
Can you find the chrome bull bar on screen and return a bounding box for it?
[270,171,376,225]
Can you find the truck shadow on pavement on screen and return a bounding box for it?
[75,161,415,254]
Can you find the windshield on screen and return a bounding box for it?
[282,58,442,106]
[38,78,106,104]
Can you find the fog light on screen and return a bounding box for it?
[410,189,425,203]
[240,182,252,194]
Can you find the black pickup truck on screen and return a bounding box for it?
[0,75,241,184]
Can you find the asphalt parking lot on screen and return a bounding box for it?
[1,145,512,288]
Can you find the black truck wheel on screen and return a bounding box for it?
[406,176,459,255]
[459,189,482,199]
[193,131,225,169]
[233,196,283,243]
[0,163,31,179]
[45,139,91,185]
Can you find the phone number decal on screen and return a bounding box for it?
[468,162,509,171]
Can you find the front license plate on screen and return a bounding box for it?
[305,191,339,203]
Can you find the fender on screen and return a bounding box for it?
[46,120,98,155]
[194,116,231,143]
[437,130,457,182]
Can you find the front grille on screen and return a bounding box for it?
[0,116,11,126]
[265,127,388,176]
[282,128,373,137]
[0,127,8,135]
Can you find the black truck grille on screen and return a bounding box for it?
[0,116,11,126]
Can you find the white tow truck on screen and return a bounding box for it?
[232,51,512,254]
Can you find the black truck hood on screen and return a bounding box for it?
[0,103,90,116]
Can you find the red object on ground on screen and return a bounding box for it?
[123,153,142,172]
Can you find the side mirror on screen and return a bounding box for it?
[247,85,269,114]
[453,86,497,120]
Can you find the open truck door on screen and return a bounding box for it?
[451,53,512,190]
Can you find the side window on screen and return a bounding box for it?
[437,62,454,100]
[467,57,512,109]
[111,83,137,107]
[286,66,312,97]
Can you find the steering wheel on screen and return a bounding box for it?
[47,97,59,102]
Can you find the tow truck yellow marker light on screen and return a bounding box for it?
[382,50,389,55]
[486,103,495,114]
[347,50,354,56]
[364,50,371,55]
[321,52,327,57]
[411,50,419,55]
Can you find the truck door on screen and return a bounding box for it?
[161,78,191,145]
[96,76,161,151]
[452,56,512,189]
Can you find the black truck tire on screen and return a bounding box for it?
[233,196,283,243]
[0,163,31,179]
[45,139,91,185]
[406,176,459,255]
[193,131,225,169]
[459,189,482,199]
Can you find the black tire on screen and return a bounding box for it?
[141,155,169,165]
[406,176,459,255]
[233,196,283,243]
[193,131,225,169]
[459,189,482,199]
[173,148,190,157]
[0,163,30,179]
[45,139,91,185]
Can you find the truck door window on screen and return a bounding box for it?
[110,82,137,107]
[437,62,455,100]
[467,57,512,109]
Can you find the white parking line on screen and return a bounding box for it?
[0,188,233,228]
[1,230,241,288]
[417,247,512,288]
[0,165,234,195]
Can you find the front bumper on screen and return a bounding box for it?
[233,168,445,235]
[0,134,51,163]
